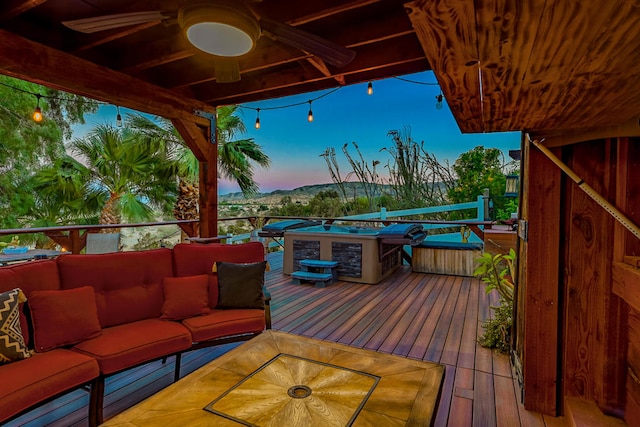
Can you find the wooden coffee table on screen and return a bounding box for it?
[103,330,444,426]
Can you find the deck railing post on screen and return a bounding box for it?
[477,194,487,223]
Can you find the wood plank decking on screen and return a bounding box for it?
[7,251,564,426]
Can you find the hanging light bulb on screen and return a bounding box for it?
[367,81,373,95]
[255,108,261,129]
[307,100,314,122]
[116,105,123,127]
[32,94,43,122]
[435,93,444,110]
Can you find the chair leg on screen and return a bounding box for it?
[89,376,105,427]
[174,353,182,382]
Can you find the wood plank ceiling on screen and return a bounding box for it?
[1,0,640,137]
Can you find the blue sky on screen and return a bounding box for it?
[73,71,520,195]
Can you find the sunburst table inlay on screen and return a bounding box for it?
[102,331,445,426]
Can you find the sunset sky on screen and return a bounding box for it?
[74,71,520,195]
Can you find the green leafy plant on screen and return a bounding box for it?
[474,249,516,352]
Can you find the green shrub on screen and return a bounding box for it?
[474,249,516,352]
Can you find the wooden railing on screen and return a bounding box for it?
[0,196,494,253]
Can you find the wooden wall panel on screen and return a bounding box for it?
[624,140,640,257]
[519,137,561,415]
[406,1,483,133]
[563,140,626,416]
[627,310,640,423]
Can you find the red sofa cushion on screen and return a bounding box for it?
[181,309,265,342]
[0,349,99,423]
[29,286,102,352]
[161,275,212,320]
[72,319,191,375]
[57,249,173,327]
[172,242,264,276]
[0,260,61,346]
[172,242,264,308]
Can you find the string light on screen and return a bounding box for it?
[307,100,314,122]
[32,94,43,122]
[237,76,445,125]
[435,92,444,110]
[115,105,123,127]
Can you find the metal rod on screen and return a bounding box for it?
[529,136,640,240]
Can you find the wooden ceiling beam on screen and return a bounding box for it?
[306,57,346,85]
[140,8,414,91]
[73,21,162,53]
[117,28,194,73]
[191,33,425,103]
[0,0,48,21]
[0,29,213,124]
[282,0,383,26]
[202,37,429,105]
[209,59,429,106]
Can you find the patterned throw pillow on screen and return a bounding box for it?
[0,288,31,365]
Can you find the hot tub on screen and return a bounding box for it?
[283,225,402,284]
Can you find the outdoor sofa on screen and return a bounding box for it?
[0,241,270,426]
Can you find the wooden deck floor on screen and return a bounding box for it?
[7,252,565,426]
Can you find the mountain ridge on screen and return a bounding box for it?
[219,182,391,204]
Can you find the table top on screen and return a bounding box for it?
[0,249,64,265]
[103,330,444,426]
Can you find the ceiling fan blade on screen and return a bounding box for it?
[62,11,169,33]
[215,57,241,83]
[260,18,356,68]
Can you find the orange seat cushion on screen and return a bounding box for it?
[0,349,99,423]
[72,319,191,375]
[181,309,265,343]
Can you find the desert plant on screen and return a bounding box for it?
[474,249,516,352]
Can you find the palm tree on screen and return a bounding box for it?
[126,105,270,220]
[68,124,179,226]
[24,157,102,247]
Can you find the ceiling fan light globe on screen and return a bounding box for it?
[179,3,260,57]
[187,23,254,56]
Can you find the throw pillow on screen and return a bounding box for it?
[0,288,30,364]
[161,274,212,320]
[216,261,266,309]
[29,286,102,352]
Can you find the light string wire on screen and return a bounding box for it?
[238,77,441,114]
[0,80,110,105]
[1,75,442,123]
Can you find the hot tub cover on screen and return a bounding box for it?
[258,220,322,238]
[379,224,427,246]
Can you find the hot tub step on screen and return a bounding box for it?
[291,271,334,288]
[299,259,339,269]
[299,259,339,282]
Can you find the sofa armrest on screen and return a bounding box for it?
[263,286,272,330]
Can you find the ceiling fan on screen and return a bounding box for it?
[62,1,356,83]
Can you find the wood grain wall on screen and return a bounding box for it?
[518,137,635,418]
[518,137,562,415]
[562,140,627,417]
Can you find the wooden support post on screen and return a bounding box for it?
[172,117,218,238]
[519,137,561,415]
